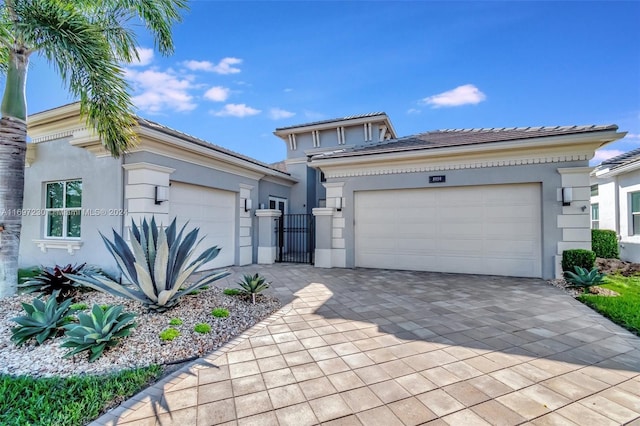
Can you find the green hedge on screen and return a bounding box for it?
[592,229,619,259]
[562,249,596,272]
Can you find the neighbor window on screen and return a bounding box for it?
[45,180,82,238]
[591,184,599,196]
[591,203,599,229]
[632,192,640,235]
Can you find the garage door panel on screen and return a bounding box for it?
[169,182,235,270]
[355,184,541,278]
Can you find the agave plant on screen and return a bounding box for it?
[62,305,136,362]
[66,217,230,312]
[11,291,73,346]
[19,263,90,302]
[236,273,270,304]
[565,266,606,291]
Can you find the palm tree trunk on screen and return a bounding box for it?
[0,116,26,298]
[0,48,29,297]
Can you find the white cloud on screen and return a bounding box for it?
[212,103,261,117]
[303,110,325,120]
[269,108,295,120]
[407,108,421,115]
[592,149,624,164]
[129,47,154,67]
[284,88,293,92]
[625,133,640,140]
[125,68,196,113]
[421,84,486,108]
[182,57,242,74]
[204,86,230,102]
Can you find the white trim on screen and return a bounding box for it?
[122,162,176,174]
[274,115,396,138]
[33,239,83,255]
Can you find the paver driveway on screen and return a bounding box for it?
[93,265,640,426]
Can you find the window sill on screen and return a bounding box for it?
[33,239,83,255]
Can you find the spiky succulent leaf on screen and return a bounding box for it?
[565,266,606,289]
[61,304,136,362]
[10,293,72,346]
[71,217,228,311]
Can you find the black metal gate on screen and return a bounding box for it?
[275,214,315,264]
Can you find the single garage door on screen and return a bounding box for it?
[169,182,235,269]
[355,183,542,277]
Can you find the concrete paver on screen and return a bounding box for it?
[92,265,640,425]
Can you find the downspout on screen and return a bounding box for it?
[614,174,621,237]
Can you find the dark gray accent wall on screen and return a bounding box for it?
[327,160,587,279]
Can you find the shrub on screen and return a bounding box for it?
[565,266,606,291]
[236,273,270,304]
[169,318,183,326]
[10,292,73,346]
[562,249,596,272]
[18,263,91,302]
[66,217,230,312]
[159,327,180,341]
[223,288,241,296]
[70,303,89,311]
[211,307,229,318]
[592,229,619,259]
[61,305,136,362]
[194,323,211,334]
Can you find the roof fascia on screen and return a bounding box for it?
[135,126,296,183]
[274,115,395,140]
[310,129,624,169]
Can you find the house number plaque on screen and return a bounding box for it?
[429,175,446,183]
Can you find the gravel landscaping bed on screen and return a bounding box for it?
[0,287,280,378]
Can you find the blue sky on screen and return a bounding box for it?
[25,1,640,165]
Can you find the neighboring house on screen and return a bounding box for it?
[21,103,625,279]
[590,148,640,262]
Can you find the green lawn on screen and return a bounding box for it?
[0,366,162,426]
[578,274,640,336]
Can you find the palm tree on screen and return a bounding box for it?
[0,0,187,297]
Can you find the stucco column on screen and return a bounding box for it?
[238,184,254,266]
[313,207,334,268]
[255,209,281,264]
[555,166,593,278]
[122,162,175,228]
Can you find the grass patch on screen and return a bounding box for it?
[194,323,211,334]
[578,274,640,335]
[223,288,241,296]
[169,317,183,326]
[159,327,181,341]
[0,365,162,426]
[211,307,229,318]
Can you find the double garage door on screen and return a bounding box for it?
[355,183,542,278]
[169,182,235,270]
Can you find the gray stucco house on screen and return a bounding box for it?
[590,148,640,262]
[21,103,625,279]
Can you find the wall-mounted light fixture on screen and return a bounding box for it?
[244,198,253,212]
[155,186,169,205]
[561,187,573,206]
[335,197,343,211]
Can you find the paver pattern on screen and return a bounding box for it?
[92,264,640,425]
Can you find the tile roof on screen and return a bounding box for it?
[137,118,291,176]
[312,124,619,159]
[275,112,387,131]
[598,147,640,170]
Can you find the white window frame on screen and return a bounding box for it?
[591,203,599,229]
[45,180,82,239]
[632,192,640,236]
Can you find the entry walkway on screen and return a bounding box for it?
[92,265,640,425]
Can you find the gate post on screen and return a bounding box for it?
[256,209,281,264]
[313,207,334,268]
